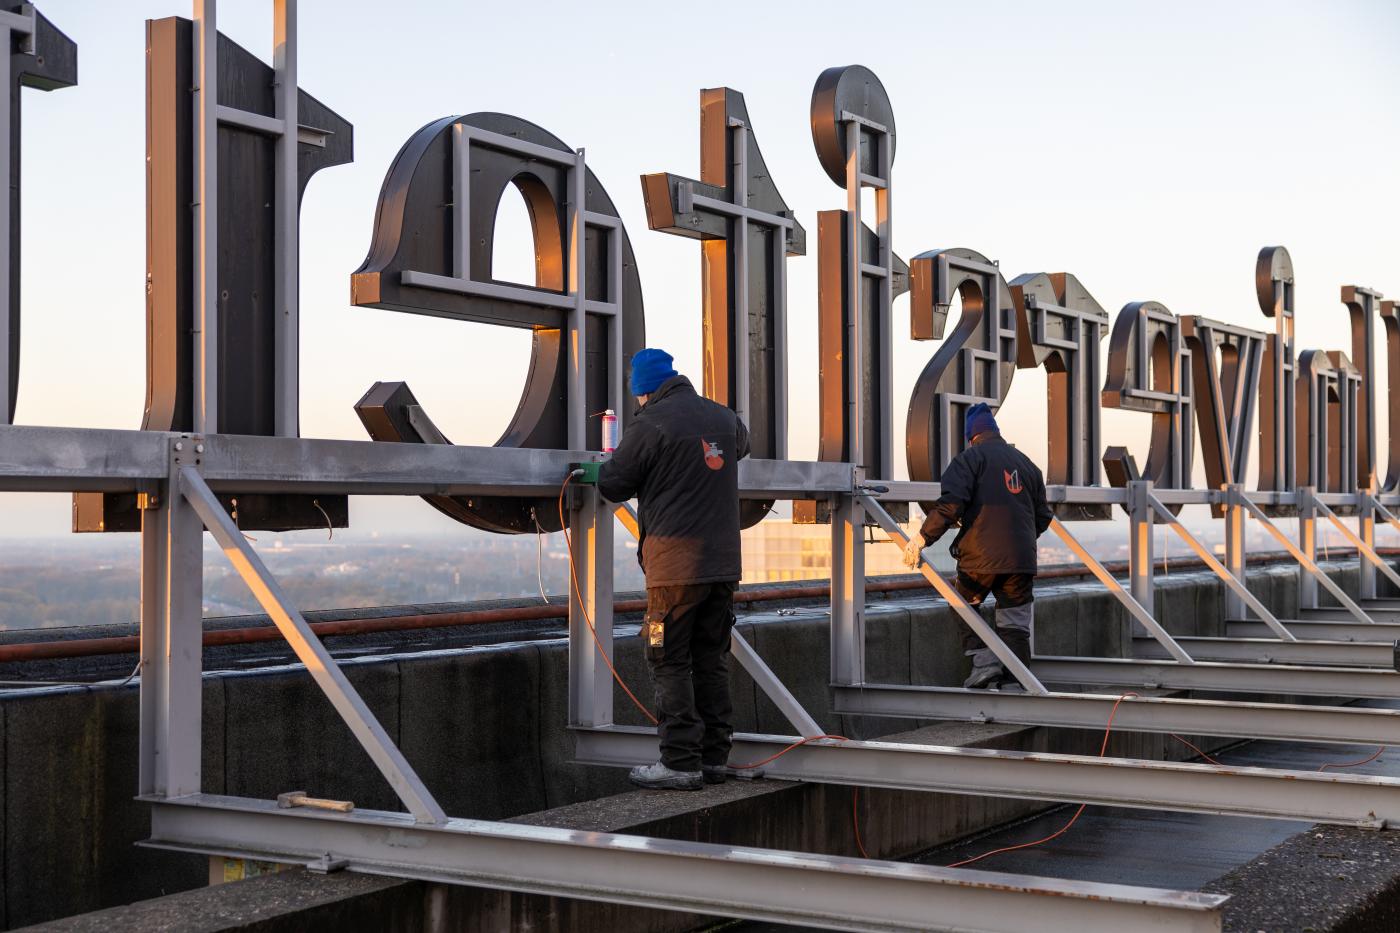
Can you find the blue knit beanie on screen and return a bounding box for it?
[964,402,999,441]
[630,348,677,397]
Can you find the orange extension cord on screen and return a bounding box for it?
[559,473,1387,863]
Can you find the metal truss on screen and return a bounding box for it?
[141,795,1226,933]
[1131,635,1395,667]
[1030,656,1400,699]
[573,726,1400,827]
[832,684,1400,747]
[1230,618,1400,641]
[4,420,1400,927]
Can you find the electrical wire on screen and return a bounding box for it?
[532,507,551,605]
[0,660,141,690]
[852,787,870,859]
[1320,746,1385,772]
[947,693,1135,869]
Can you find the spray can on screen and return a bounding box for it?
[601,409,618,453]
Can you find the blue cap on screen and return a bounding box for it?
[964,402,999,441]
[630,348,677,396]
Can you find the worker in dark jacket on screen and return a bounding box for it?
[598,348,750,790]
[902,403,1053,689]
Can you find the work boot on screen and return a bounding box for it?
[963,646,1005,690]
[963,662,1005,690]
[629,761,702,791]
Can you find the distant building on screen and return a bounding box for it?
[740,514,954,584]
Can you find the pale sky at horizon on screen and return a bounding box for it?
[1,0,1397,537]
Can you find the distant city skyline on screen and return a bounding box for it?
[1,1,1397,537]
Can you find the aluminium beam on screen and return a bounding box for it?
[831,683,1400,747]
[574,726,1400,827]
[1148,493,1296,640]
[179,466,446,824]
[142,795,1227,933]
[1132,635,1396,668]
[1051,517,1193,662]
[1032,656,1400,700]
[1239,495,1375,624]
[1313,495,1400,591]
[1301,606,1400,623]
[1230,618,1400,642]
[0,425,171,491]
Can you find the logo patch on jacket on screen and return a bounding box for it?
[702,439,724,471]
[1004,469,1023,494]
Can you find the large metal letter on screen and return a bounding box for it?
[74,12,352,533]
[805,66,909,498]
[1296,349,1360,496]
[1341,285,1384,493]
[640,87,804,526]
[1009,272,1110,519]
[1383,299,1400,494]
[1180,316,1264,517]
[907,248,1021,484]
[1256,246,1296,513]
[352,114,645,533]
[1101,302,1195,496]
[0,4,75,425]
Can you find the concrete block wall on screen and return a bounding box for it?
[0,560,1391,928]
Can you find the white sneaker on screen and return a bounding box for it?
[629,761,703,790]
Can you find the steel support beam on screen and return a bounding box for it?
[859,493,1047,694]
[1223,483,1248,618]
[574,726,1400,827]
[1229,618,1400,642]
[566,483,614,729]
[179,466,446,824]
[1032,656,1400,700]
[138,452,204,798]
[832,683,1400,747]
[143,795,1227,933]
[1132,635,1394,667]
[1302,606,1400,623]
[830,489,866,688]
[1240,495,1375,624]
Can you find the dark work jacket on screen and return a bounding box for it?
[598,375,751,586]
[919,433,1052,575]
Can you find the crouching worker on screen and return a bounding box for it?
[597,348,751,790]
[903,403,1052,690]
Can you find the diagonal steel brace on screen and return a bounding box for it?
[179,466,447,825]
[1147,493,1297,642]
[1049,518,1194,663]
[1315,494,1400,591]
[1237,496,1375,625]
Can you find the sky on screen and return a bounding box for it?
[2,0,1398,536]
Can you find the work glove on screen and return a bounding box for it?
[570,462,601,484]
[902,532,927,568]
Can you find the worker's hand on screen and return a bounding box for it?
[901,532,926,568]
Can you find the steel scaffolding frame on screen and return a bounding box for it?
[3,421,1399,926]
[0,424,1263,929]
